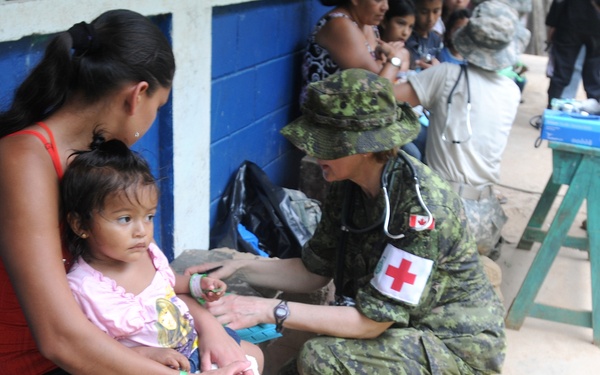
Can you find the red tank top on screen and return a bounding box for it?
[0,122,70,374]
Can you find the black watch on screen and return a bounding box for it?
[273,300,290,332]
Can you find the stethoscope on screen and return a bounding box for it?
[441,63,472,144]
[333,152,433,306]
[340,152,433,240]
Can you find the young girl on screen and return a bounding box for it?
[378,0,417,83]
[61,138,261,375]
[379,0,416,47]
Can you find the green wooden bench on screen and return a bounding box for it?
[505,142,599,346]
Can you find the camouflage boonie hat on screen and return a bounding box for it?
[471,0,533,13]
[453,0,531,71]
[281,69,420,160]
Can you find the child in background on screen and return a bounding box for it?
[406,0,444,70]
[378,0,416,83]
[62,138,262,375]
[438,7,471,64]
[380,0,427,161]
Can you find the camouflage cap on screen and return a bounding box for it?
[453,0,531,71]
[280,69,420,160]
[471,0,532,14]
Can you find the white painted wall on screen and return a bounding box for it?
[0,0,258,257]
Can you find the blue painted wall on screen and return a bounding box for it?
[0,0,333,257]
[210,0,329,227]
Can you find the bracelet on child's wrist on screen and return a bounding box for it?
[189,273,207,302]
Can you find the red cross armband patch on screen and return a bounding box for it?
[370,243,433,305]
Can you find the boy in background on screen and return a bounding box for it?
[405,0,444,70]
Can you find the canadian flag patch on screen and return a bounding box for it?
[409,214,435,230]
[370,244,433,305]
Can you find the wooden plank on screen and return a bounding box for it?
[529,303,592,328]
[587,158,600,345]
[517,175,561,250]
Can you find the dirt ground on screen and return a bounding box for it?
[493,54,597,374]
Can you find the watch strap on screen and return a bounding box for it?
[274,299,289,333]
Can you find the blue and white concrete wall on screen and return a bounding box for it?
[0,0,327,260]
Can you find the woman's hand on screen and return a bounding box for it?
[180,294,250,372]
[185,260,236,281]
[205,294,274,330]
[376,39,406,63]
[130,346,190,371]
[415,57,440,70]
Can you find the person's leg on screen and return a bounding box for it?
[296,328,471,375]
[401,142,422,162]
[561,46,585,99]
[240,340,264,374]
[413,124,428,163]
[547,29,584,107]
[581,34,600,101]
[461,195,507,260]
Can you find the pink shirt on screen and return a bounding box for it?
[67,243,198,357]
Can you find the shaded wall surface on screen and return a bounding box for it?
[209,0,328,227]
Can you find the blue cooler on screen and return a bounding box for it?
[541,109,600,148]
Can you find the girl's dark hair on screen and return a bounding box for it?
[0,9,175,138]
[385,0,416,20]
[61,137,158,260]
[444,8,471,47]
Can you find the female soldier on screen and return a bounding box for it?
[188,69,507,374]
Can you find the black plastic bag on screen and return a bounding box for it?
[210,161,316,259]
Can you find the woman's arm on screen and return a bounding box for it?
[394,80,422,107]
[0,137,179,375]
[186,257,331,294]
[206,294,393,339]
[315,16,403,83]
[178,294,253,373]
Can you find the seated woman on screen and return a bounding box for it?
[0,9,252,375]
[300,0,410,104]
[189,69,507,375]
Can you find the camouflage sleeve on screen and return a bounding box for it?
[355,166,468,325]
[301,182,344,277]
[354,226,441,325]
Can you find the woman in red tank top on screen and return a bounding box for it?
[0,10,250,375]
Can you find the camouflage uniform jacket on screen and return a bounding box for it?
[302,154,506,373]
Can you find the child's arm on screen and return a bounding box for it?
[173,270,227,303]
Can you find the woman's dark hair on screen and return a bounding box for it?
[373,148,399,163]
[61,138,158,260]
[0,9,175,138]
[385,0,416,21]
[319,0,348,6]
[444,8,471,47]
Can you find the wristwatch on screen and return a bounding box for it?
[273,300,290,332]
[389,56,402,68]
